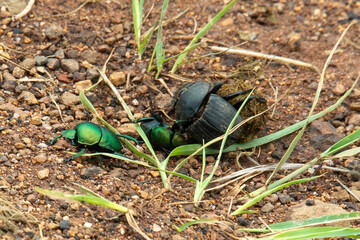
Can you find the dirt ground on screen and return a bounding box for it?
[1,0,360,239]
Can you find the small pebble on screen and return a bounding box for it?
[35,153,47,163]
[333,83,346,95]
[59,220,71,230]
[21,58,36,69]
[61,92,80,106]
[18,91,38,105]
[261,202,274,213]
[152,223,162,232]
[348,113,360,126]
[48,222,59,229]
[38,168,50,179]
[61,59,80,73]
[84,222,92,228]
[34,56,48,66]
[109,71,126,86]
[47,58,60,70]
[350,102,360,111]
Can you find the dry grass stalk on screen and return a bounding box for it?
[209,46,321,75]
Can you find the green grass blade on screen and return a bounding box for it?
[231,176,320,215]
[264,126,306,186]
[260,227,360,240]
[78,77,160,169]
[86,152,197,183]
[249,157,319,198]
[194,90,253,204]
[154,0,168,78]
[132,0,144,59]
[322,128,360,157]
[171,0,237,73]
[331,146,360,159]
[139,20,158,57]
[174,218,218,233]
[269,212,360,231]
[224,74,359,152]
[35,187,129,213]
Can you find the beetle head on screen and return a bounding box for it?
[62,129,76,140]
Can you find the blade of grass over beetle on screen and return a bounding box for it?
[171,0,238,73]
[79,56,170,187]
[98,71,172,188]
[193,90,254,205]
[97,69,160,162]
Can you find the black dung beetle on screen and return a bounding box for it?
[51,122,136,161]
[172,81,244,148]
[138,117,186,151]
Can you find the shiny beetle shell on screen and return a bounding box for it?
[174,81,212,122]
[185,94,243,148]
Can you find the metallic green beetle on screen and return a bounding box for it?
[51,122,136,161]
[139,117,186,151]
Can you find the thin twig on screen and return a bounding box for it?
[336,178,360,202]
[49,93,65,123]
[13,0,35,20]
[209,46,321,75]
[125,73,131,91]
[155,78,173,97]
[268,79,278,118]
[259,217,273,233]
[161,73,192,82]
[192,17,197,35]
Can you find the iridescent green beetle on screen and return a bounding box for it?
[51,122,136,161]
[138,117,186,151]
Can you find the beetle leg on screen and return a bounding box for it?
[221,89,253,101]
[64,148,86,162]
[116,134,138,143]
[209,81,224,94]
[50,135,62,145]
[96,155,104,169]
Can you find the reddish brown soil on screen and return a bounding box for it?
[1,1,360,239]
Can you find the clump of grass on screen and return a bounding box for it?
[35,184,151,240]
[0,193,38,235]
[132,0,238,75]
